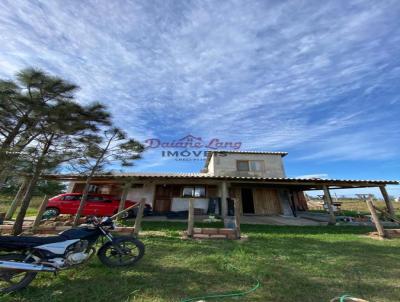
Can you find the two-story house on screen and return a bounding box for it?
[46,150,397,218]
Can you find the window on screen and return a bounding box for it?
[63,195,82,201]
[194,187,206,197]
[237,160,264,172]
[88,195,104,201]
[237,160,250,171]
[250,160,264,171]
[88,184,100,193]
[182,187,194,197]
[182,186,206,198]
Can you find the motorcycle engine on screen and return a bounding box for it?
[71,240,89,253]
[65,240,91,266]
[66,252,89,265]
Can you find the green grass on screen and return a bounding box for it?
[0,194,44,218]
[1,221,400,302]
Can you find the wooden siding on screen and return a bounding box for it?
[292,191,308,211]
[231,187,282,215]
[253,188,282,215]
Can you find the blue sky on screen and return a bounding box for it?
[0,0,399,196]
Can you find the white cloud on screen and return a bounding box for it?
[0,0,399,172]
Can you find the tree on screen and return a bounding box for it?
[0,68,78,188]
[12,94,110,235]
[71,127,144,226]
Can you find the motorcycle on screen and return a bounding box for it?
[0,216,144,293]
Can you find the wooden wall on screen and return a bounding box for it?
[253,188,282,215]
[230,187,282,215]
[292,191,308,211]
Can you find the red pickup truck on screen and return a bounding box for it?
[45,193,152,218]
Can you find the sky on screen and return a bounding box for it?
[0,0,399,196]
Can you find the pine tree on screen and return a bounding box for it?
[11,83,111,235]
[70,127,144,226]
[0,68,78,188]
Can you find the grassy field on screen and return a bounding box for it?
[308,199,400,218]
[1,222,400,302]
[0,195,44,218]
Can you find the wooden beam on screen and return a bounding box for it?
[5,179,28,220]
[133,198,146,236]
[379,186,395,217]
[32,195,49,232]
[366,197,386,239]
[117,181,132,219]
[187,198,195,237]
[110,203,139,219]
[323,185,336,225]
[233,197,241,239]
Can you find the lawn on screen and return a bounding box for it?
[0,194,44,218]
[1,222,400,302]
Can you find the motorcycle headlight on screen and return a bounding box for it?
[100,217,114,229]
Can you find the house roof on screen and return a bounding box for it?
[44,172,398,189]
[203,150,288,169]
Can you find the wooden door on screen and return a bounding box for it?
[153,185,175,213]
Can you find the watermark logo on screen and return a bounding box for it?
[144,134,242,161]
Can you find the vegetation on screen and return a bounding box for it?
[0,180,65,197]
[0,195,44,218]
[1,222,399,302]
[69,127,144,225]
[0,68,143,233]
[308,199,400,218]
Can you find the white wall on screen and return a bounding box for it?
[171,197,209,212]
[127,183,155,206]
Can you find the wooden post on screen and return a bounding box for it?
[323,185,336,225]
[233,197,241,239]
[117,181,132,219]
[32,195,49,232]
[133,198,146,236]
[366,197,386,238]
[379,186,395,218]
[187,198,195,237]
[220,181,228,218]
[5,179,27,220]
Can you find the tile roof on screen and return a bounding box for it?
[44,172,399,186]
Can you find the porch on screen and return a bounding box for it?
[66,180,308,218]
[42,172,398,225]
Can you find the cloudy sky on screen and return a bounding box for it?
[0,0,399,195]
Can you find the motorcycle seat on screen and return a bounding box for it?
[0,235,65,249]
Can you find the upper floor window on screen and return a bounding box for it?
[237,160,250,171]
[250,160,264,171]
[237,160,264,172]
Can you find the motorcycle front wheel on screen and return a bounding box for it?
[0,254,37,294]
[97,237,145,267]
